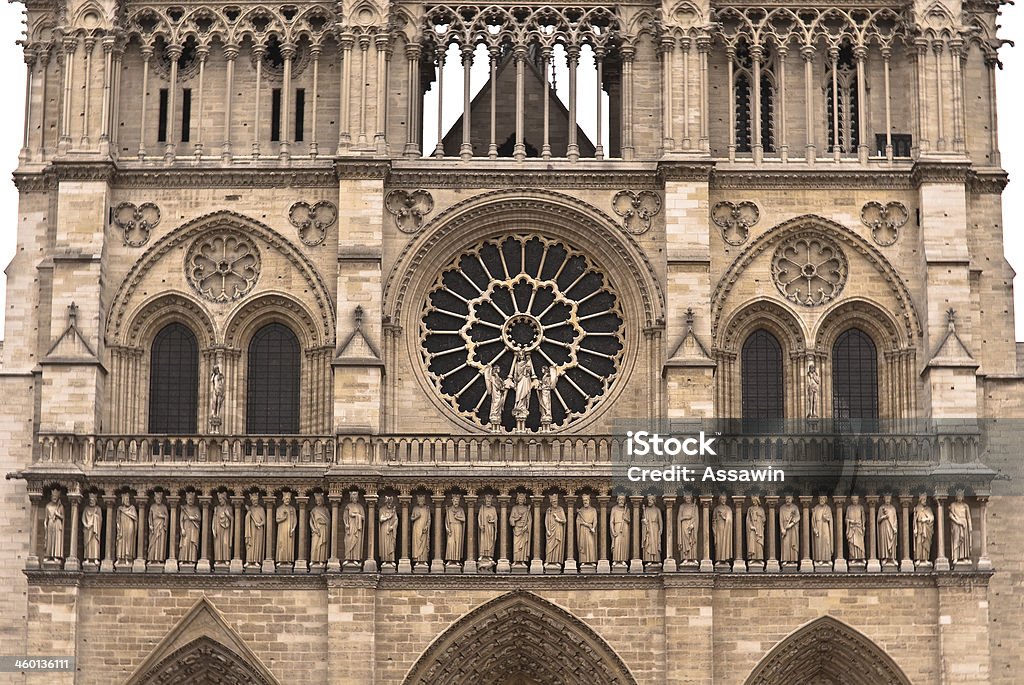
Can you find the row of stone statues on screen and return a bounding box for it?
[35,487,984,573]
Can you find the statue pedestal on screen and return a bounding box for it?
[628,559,643,574]
[848,560,866,573]
[213,561,230,574]
[115,560,133,573]
[83,560,100,573]
[881,561,899,573]
[953,560,974,572]
[899,559,914,573]
[866,559,882,573]
[163,558,178,573]
[229,559,244,574]
[732,559,747,573]
[699,559,714,573]
[100,559,114,573]
[64,557,81,572]
[798,558,814,573]
[363,559,378,573]
[611,562,628,574]
[529,559,544,574]
[544,562,562,574]
[780,562,798,573]
[430,559,444,574]
[814,561,833,573]
[397,558,412,574]
[747,560,764,573]
[934,556,950,572]
[343,561,362,573]
[663,558,677,573]
[765,559,780,573]
[444,561,461,574]
[244,563,262,574]
[327,557,342,573]
[294,560,309,573]
[413,562,430,574]
[914,560,932,573]
[261,559,275,574]
[275,562,293,574]
[496,558,511,573]
[644,562,663,574]
[463,560,477,574]
[597,560,611,574]
[563,559,577,574]
[378,561,396,574]
[833,559,848,573]
[42,559,64,571]
[714,561,732,573]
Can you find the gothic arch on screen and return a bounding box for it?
[223,291,326,351]
[402,591,638,685]
[717,297,808,353]
[744,615,913,685]
[123,292,217,350]
[812,298,905,352]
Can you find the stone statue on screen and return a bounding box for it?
[806,361,820,418]
[485,364,508,429]
[545,493,567,565]
[445,494,466,563]
[779,495,800,563]
[510,492,532,564]
[812,495,833,563]
[609,495,630,564]
[147,491,168,563]
[209,365,226,421]
[343,491,365,563]
[746,496,765,561]
[309,492,330,565]
[411,494,431,563]
[948,490,972,563]
[845,495,865,561]
[877,494,898,563]
[677,493,699,562]
[477,493,498,563]
[642,495,663,563]
[43,489,65,561]
[179,491,201,563]
[712,495,733,562]
[576,494,598,565]
[82,492,103,562]
[378,495,398,564]
[115,492,137,564]
[213,491,233,563]
[276,491,297,563]
[509,351,535,431]
[538,366,557,430]
[913,495,935,563]
[244,492,266,565]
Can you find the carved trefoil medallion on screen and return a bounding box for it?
[386,190,435,234]
[860,201,908,246]
[612,190,662,235]
[712,201,759,246]
[185,230,261,303]
[288,200,337,247]
[112,202,161,247]
[421,235,625,433]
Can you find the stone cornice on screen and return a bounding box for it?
[712,167,915,190]
[388,165,662,190]
[911,160,974,186]
[334,160,391,180]
[118,167,337,188]
[968,170,1009,194]
[658,160,716,182]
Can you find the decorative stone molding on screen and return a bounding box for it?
[611,190,662,234]
[389,168,663,190]
[288,200,337,246]
[112,201,161,247]
[771,232,848,307]
[712,200,759,246]
[115,168,337,189]
[185,230,261,303]
[711,168,915,190]
[860,201,908,247]
[385,189,434,234]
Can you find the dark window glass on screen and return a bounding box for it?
[271,88,282,142]
[157,88,169,142]
[874,133,913,158]
[246,323,300,434]
[832,328,879,422]
[148,323,199,433]
[295,88,305,142]
[742,329,784,429]
[181,88,192,143]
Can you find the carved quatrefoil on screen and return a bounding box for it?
[711,201,760,246]
[288,201,337,246]
[611,190,662,235]
[385,190,435,234]
[860,201,909,247]
[112,202,161,247]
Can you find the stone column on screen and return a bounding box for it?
[732,496,746,572]
[530,495,544,574]
[597,494,610,574]
[977,496,991,570]
[398,494,412,573]
[934,495,950,571]
[833,496,848,573]
[165,496,179,573]
[699,496,713,572]
[262,497,275,573]
[295,495,309,573]
[329,494,343,573]
[765,496,780,573]
[866,496,881,573]
[27,493,41,569]
[431,494,444,573]
[65,493,81,571]
[464,495,478,574]
[101,495,116,572]
[564,495,577,574]
[364,491,378,573]
[629,496,643,573]
[497,494,511,573]
[899,496,914,572]
[663,496,677,572]
[133,494,148,573]
[197,495,212,573]
[231,495,244,573]
[799,496,813,573]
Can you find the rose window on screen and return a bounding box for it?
[186,231,261,303]
[771,233,847,307]
[421,235,625,432]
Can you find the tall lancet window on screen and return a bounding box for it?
[733,42,777,153]
[825,45,860,154]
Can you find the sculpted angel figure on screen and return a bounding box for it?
[485,363,508,430]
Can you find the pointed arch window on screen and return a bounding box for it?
[246,323,300,434]
[832,328,878,422]
[825,45,860,154]
[734,42,777,153]
[148,323,199,434]
[742,329,784,428]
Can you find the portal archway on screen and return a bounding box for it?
[744,616,913,685]
[133,636,276,685]
[402,591,638,685]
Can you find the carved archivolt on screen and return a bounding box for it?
[770,232,848,307]
[860,201,908,247]
[612,190,661,235]
[112,201,161,248]
[185,230,261,303]
[136,636,276,685]
[712,200,759,246]
[385,189,434,234]
[288,200,337,247]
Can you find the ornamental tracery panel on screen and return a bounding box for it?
[421,234,625,433]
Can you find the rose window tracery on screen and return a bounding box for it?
[186,231,261,303]
[771,233,847,306]
[421,235,625,433]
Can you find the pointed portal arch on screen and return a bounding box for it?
[403,591,638,685]
[744,616,913,685]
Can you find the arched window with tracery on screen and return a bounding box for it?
[825,45,859,154]
[832,327,878,422]
[246,323,301,434]
[148,323,199,434]
[733,42,777,154]
[742,329,784,427]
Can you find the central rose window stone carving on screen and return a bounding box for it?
[421,235,625,433]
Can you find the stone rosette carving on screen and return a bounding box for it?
[420,234,624,433]
[771,232,848,307]
[860,201,908,246]
[185,230,261,303]
[385,189,434,234]
[711,200,759,246]
[611,190,661,234]
[112,201,161,247]
[288,200,337,246]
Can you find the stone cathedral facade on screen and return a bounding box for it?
[1,0,1023,682]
